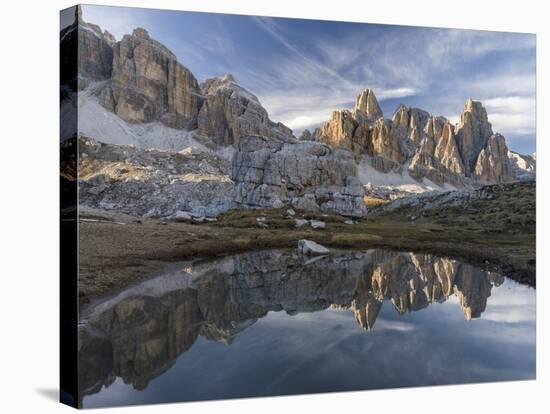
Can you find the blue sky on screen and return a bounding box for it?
[71,5,536,154]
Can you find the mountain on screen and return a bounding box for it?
[61,7,536,218]
[196,73,294,148]
[313,89,525,186]
[61,7,294,150]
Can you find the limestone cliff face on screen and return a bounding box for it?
[197,74,294,148]
[315,89,409,164]
[64,9,532,189]
[231,135,367,217]
[312,89,523,186]
[371,118,408,163]
[455,99,494,176]
[316,110,357,150]
[473,133,513,183]
[99,28,202,129]
[64,12,293,144]
[434,123,465,175]
[354,88,383,121]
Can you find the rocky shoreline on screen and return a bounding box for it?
[76,181,535,308]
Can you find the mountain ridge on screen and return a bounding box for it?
[61,6,535,208]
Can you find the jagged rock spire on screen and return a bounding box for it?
[132,27,150,40]
[354,88,383,120]
[455,98,493,176]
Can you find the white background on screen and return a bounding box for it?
[0,0,547,412]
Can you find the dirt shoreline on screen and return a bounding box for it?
[76,208,535,308]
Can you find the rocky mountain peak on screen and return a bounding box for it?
[354,88,383,120]
[96,24,201,129]
[474,133,513,183]
[132,27,150,40]
[392,104,409,128]
[220,73,235,83]
[197,74,294,147]
[455,98,493,176]
[103,30,116,46]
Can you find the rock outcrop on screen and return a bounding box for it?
[63,8,534,212]
[455,99,494,176]
[473,133,513,183]
[370,118,407,163]
[197,74,294,148]
[75,135,234,217]
[314,90,522,186]
[316,110,358,151]
[315,89,414,166]
[62,10,293,144]
[298,239,330,255]
[354,88,384,121]
[508,150,536,181]
[99,27,202,129]
[231,135,367,217]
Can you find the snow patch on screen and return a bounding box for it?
[357,157,450,194]
[76,84,209,152]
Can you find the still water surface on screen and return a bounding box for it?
[79,249,536,408]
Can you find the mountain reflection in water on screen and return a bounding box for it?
[78,249,535,408]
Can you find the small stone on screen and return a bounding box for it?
[295,219,309,228]
[272,199,285,209]
[286,209,296,216]
[256,217,266,222]
[171,211,192,220]
[298,239,330,255]
[310,220,326,229]
[344,219,354,225]
[257,222,269,228]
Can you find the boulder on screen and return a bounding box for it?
[298,239,330,255]
[231,135,367,217]
[295,219,309,227]
[310,220,326,229]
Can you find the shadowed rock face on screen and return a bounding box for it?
[197,74,294,148]
[78,249,504,401]
[62,11,293,142]
[100,27,202,129]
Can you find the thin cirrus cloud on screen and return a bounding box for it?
[78,5,536,153]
